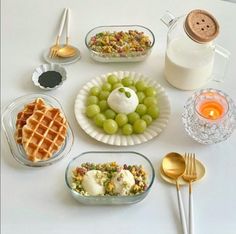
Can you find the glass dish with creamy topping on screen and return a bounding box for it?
[65,151,155,205]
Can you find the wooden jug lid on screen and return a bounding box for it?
[184,9,219,43]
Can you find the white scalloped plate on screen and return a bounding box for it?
[74,71,171,146]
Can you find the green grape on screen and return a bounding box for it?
[87,95,99,105]
[102,82,112,91]
[135,80,147,91]
[133,119,147,134]
[94,113,106,127]
[128,112,140,124]
[104,109,116,119]
[128,86,137,92]
[112,83,123,90]
[145,87,157,97]
[121,77,133,86]
[136,92,146,104]
[115,113,128,127]
[99,90,110,100]
[98,100,108,111]
[142,114,153,125]
[147,105,160,119]
[89,86,100,96]
[143,97,157,107]
[103,119,118,134]
[107,74,119,85]
[136,104,147,116]
[122,124,133,135]
[86,104,100,118]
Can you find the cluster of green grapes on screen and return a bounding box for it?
[85,74,160,135]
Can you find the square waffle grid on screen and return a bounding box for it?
[22,108,67,162]
[15,98,46,144]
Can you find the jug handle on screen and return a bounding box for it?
[160,11,176,27]
[212,44,230,82]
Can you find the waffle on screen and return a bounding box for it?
[22,107,68,162]
[15,98,46,144]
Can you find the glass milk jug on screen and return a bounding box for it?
[161,9,230,90]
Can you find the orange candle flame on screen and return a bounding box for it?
[199,101,224,120]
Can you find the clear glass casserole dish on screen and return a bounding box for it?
[85,25,155,62]
[65,151,155,205]
[2,94,74,167]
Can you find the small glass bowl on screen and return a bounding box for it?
[32,64,67,90]
[2,94,74,167]
[85,25,155,62]
[182,88,236,144]
[65,151,155,205]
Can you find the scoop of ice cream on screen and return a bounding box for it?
[107,87,139,114]
[111,169,135,195]
[82,170,107,196]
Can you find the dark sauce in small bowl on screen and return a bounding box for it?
[38,71,62,88]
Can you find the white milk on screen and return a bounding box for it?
[164,37,214,90]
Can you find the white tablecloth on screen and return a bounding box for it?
[2,0,236,233]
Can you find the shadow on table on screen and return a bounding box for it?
[1,134,29,171]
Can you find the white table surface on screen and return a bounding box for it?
[1,0,236,233]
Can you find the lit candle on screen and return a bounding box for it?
[195,91,228,121]
[199,101,224,120]
[183,88,235,145]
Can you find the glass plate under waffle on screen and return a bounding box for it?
[2,94,74,167]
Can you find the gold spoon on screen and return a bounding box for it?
[48,8,68,58]
[57,8,78,58]
[162,152,188,234]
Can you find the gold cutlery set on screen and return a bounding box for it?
[49,8,79,59]
[161,152,205,234]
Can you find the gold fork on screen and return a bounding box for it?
[183,153,197,234]
[49,8,68,58]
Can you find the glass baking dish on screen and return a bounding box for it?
[2,94,74,167]
[65,151,155,205]
[85,25,155,62]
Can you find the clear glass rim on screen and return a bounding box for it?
[88,49,152,58]
[65,151,155,199]
[194,89,229,121]
[84,24,155,52]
